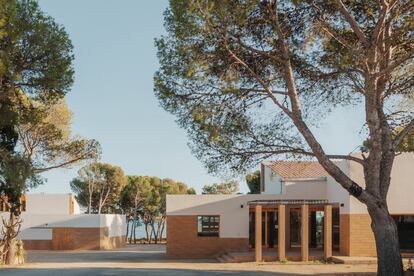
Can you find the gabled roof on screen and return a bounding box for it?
[262,161,329,179]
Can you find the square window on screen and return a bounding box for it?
[197,216,220,237]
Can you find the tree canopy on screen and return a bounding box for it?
[155,1,414,274]
[0,0,75,194]
[0,0,76,265]
[0,0,74,100]
[14,95,101,172]
[119,176,195,243]
[70,163,127,214]
[245,170,260,194]
[202,180,239,194]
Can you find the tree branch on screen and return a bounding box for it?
[393,118,414,147]
[376,49,414,78]
[33,155,87,173]
[334,0,369,47]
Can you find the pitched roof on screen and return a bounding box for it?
[263,161,329,179]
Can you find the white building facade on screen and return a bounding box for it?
[0,193,126,250]
[166,154,414,259]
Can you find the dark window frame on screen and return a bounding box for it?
[197,215,220,237]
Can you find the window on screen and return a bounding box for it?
[197,216,220,237]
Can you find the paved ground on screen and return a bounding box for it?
[0,244,394,276]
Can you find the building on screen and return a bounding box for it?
[0,193,126,250]
[166,153,414,260]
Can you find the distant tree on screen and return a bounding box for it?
[70,163,127,214]
[0,0,74,265]
[187,187,196,194]
[153,178,195,242]
[119,176,151,243]
[245,171,260,194]
[202,180,239,194]
[155,1,414,274]
[120,176,196,244]
[15,96,101,172]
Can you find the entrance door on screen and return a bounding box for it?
[290,209,301,247]
[249,209,279,248]
[310,211,324,248]
[267,211,278,248]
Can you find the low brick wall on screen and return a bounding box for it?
[340,214,377,256]
[24,240,52,250]
[23,227,125,250]
[167,215,248,258]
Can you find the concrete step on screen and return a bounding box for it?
[227,252,254,263]
[331,256,377,265]
[215,256,228,263]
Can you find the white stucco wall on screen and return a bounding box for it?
[101,214,127,237]
[326,160,352,214]
[262,166,284,194]
[167,194,328,238]
[348,153,414,214]
[25,193,72,214]
[0,213,126,240]
[284,179,327,199]
[73,199,81,214]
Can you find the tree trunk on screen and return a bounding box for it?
[159,219,165,243]
[133,219,137,244]
[128,220,134,244]
[152,222,158,244]
[5,238,16,265]
[125,218,130,242]
[144,222,150,243]
[2,212,19,265]
[149,226,154,244]
[368,205,403,276]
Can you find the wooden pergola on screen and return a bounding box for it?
[248,199,333,262]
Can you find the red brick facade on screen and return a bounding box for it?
[340,214,377,256]
[168,214,380,258]
[23,227,125,250]
[167,215,248,258]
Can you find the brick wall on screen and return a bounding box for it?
[24,240,52,250]
[349,214,377,256]
[51,227,125,250]
[339,214,350,255]
[340,214,377,256]
[167,215,249,258]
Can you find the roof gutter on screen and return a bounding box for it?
[281,177,327,182]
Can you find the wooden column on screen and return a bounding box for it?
[324,205,332,259]
[264,211,268,247]
[301,204,309,262]
[278,205,286,261]
[255,205,262,262]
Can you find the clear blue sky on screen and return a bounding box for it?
[35,0,366,194]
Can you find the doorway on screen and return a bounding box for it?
[393,215,414,252]
[249,209,278,248]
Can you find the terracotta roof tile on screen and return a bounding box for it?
[263,161,329,179]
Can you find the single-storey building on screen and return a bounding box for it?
[166,153,414,261]
[0,193,126,250]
